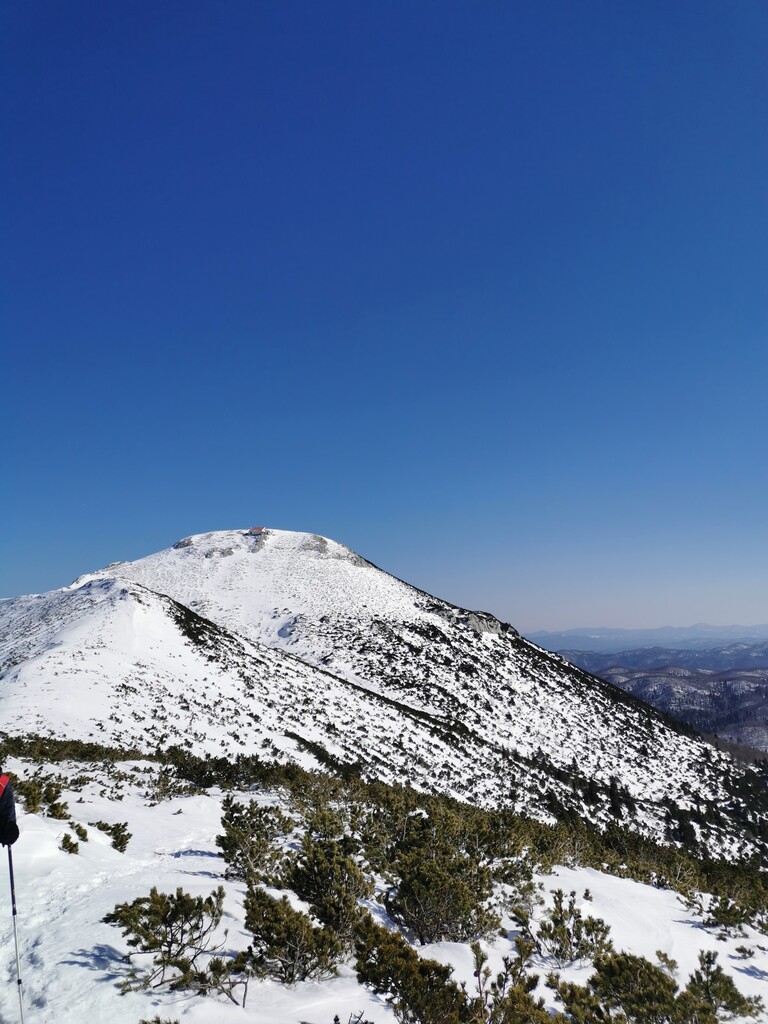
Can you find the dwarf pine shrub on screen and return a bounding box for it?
[68,820,88,842]
[12,773,69,819]
[514,889,613,968]
[243,883,342,983]
[12,777,43,814]
[386,845,499,945]
[702,894,751,937]
[550,948,764,1024]
[60,832,79,854]
[469,940,566,1024]
[103,886,232,995]
[145,767,196,804]
[686,950,764,1021]
[289,835,372,947]
[216,795,291,881]
[353,913,469,1024]
[90,820,132,852]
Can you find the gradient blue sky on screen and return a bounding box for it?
[2,1,767,631]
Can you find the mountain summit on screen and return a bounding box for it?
[3,527,768,862]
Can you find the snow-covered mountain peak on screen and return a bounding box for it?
[168,526,375,581]
[84,527,440,655]
[5,526,768,865]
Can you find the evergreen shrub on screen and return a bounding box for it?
[243,883,342,983]
[102,885,248,1002]
[289,834,372,947]
[215,795,291,881]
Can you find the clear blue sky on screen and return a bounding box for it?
[2,1,767,631]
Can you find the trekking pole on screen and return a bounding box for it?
[7,848,25,1024]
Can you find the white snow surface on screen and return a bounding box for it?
[1,761,767,1024]
[75,528,423,646]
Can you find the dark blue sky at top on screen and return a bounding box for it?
[2,0,767,629]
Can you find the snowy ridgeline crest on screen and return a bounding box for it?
[2,527,768,863]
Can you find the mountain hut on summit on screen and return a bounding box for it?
[245,526,265,536]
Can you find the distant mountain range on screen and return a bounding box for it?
[530,635,768,753]
[593,665,768,752]
[529,624,768,654]
[557,642,768,675]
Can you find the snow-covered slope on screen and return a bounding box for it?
[0,578,526,806]
[5,758,768,1024]
[2,527,766,862]
[73,528,440,658]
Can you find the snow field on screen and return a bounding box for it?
[0,763,393,1024]
[1,760,767,1024]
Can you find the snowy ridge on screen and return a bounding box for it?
[0,579,529,806]
[2,528,767,861]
